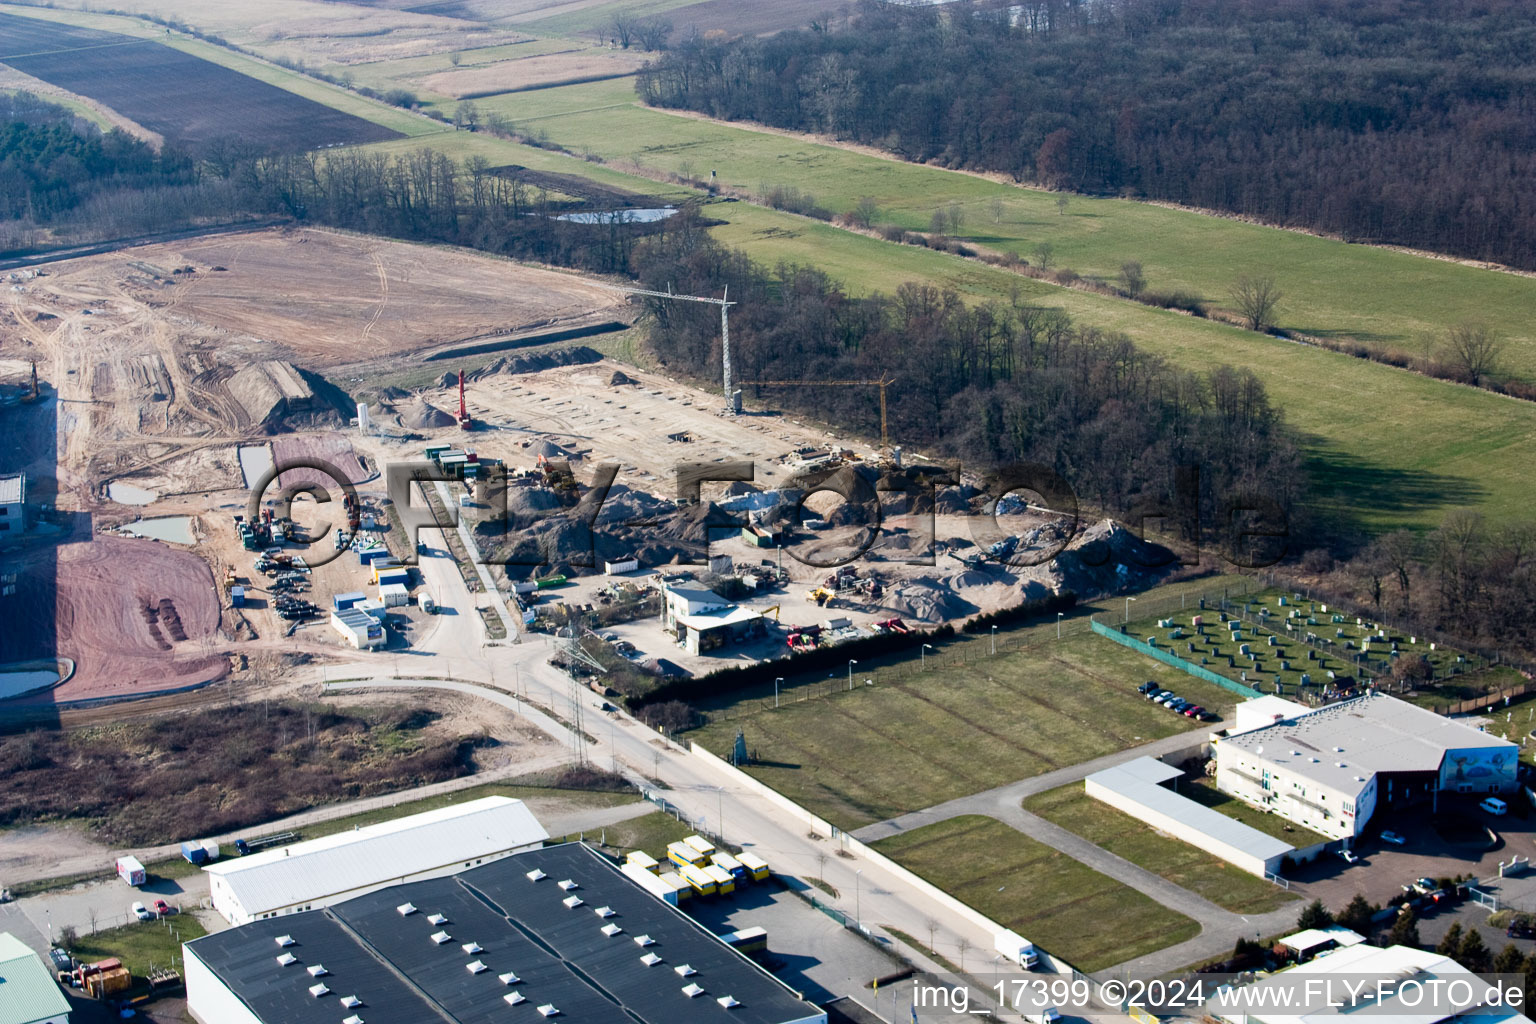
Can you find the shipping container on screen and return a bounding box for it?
[424,444,451,458]
[230,585,245,607]
[379,583,410,608]
[682,835,716,858]
[678,864,717,897]
[116,856,146,887]
[333,591,366,610]
[200,839,220,862]
[179,841,207,865]
[375,568,410,586]
[625,850,660,873]
[534,575,567,589]
[667,842,706,870]
[703,864,735,895]
[737,852,770,882]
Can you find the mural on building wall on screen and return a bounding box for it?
[1441,746,1517,789]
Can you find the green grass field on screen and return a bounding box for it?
[458,81,1536,378]
[548,808,694,860]
[69,916,207,978]
[872,815,1201,972]
[691,630,1240,830]
[1022,784,1298,915]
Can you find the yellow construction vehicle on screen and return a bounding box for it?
[805,587,835,607]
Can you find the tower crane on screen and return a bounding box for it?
[605,283,735,411]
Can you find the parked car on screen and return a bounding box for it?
[131,901,152,922]
[1147,689,1171,702]
[1412,877,1439,895]
[153,899,175,917]
[1338,849,1359,864]
[1137,681,1161,695]
[1198,710,1219,722]
[1480,796,1509,816]
[1167,699,1190,712]
[1380,830,1407,845]
[1154,691,1177,705]
[1183,704,1204,717]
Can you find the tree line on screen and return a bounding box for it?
[637,0,1536,269]
[628,210,1305,540]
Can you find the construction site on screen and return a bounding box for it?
[0,225,1168,711]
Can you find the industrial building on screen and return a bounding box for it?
[0,473,26,536]
[1208,941,1534,1024]
[0,932,71,1024]
[1085,756,1309,878]
[1216,692,1518,841]
[661,584,766,655]
[204,796,548,926]
[329,607,384,649]
[185,843,825,1024]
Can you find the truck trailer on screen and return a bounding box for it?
[995,929,1040,969]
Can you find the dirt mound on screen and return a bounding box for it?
[468,345,603,379]
[887,578,978,622]
[526,438,571,459]
[1050,518,1177,598]
[402,397,456,429]
[505,483,563,516]
[226,359,345,432]
[610,370,635,386]
[376,385,410,401]
[436,371,458,389]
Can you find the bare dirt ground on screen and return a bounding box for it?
[420,49,647,96]
[4,534,226,705]
[155,228,627,365]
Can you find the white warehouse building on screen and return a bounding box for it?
[1215,692,1518,841]
[204,796,548,926]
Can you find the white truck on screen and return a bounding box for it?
[995,929,1040,969]
[420,593,436,614]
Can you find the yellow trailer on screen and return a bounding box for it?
[679,863,717,897]
[626,850,660,873]
[703,863,735,895]
[737,851,770,882]
[667,842,707,870]
[657,870,692,901]
[683,835,716,858]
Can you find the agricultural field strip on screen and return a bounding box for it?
[472,82,1536,377]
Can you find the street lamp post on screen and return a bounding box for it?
[991,625,997,655]
[848,660,857,690]
[774,677,783,708]
[1057,612,1064,639]
[855,869,862,929]
[717,786,724,838]
[1125,596,1137,623]
[922,644,933,669]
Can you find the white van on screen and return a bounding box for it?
[1480,796,1509,816]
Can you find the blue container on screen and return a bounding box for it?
[231,585,245,607]
[333,591,365,611]
[180,840,208,865]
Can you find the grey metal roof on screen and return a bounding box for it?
[0,474,22,505]
[204,796,548,915]
[189,843,823,1024]
[1089,757,1295,862]
[1221,692,1516,793]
